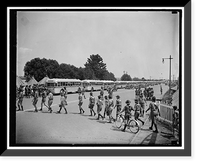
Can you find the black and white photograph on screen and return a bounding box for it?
[4,4,192,157]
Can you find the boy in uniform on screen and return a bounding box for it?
[120,100,134,132]
[146,96,160,133]
[57,89,68,114]
[32,88,39,112]
[114,95,122,120]
[63,87,68,105]
[17,88,24,111]
[138,93,147,117]
[82,87,86,99]
[103,95,109,118]
[100,87,104,99]
[88,92,96,116]
[96,95,104,120]
[48,90,53,113]
[133,99,145,125]
[40,89,47,111]
[78,93,85,114]
[107,95,115,123]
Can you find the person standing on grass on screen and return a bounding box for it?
[78,93,85,114]
[114,95,122,120]
[145,96,160,133]
[96,95,104,120]
[88,92,96,116]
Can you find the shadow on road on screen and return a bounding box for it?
[88,117,98,120]
[96,120,107,124]
[110,126,133,134]
[140,132,158,145]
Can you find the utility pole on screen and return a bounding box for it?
[162,55,173,92]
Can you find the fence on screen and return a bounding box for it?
[156,100,179,138]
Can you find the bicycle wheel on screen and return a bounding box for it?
[128,120,140,134]
[115,116,123,128]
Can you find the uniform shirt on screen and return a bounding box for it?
[34,91,39,99]
[89,96,95,105]
[115,99,122,107]
[134,103,142,112]
[105,99,109,108]
[108,98,114,110]
[100,89,104,96]
[18,91,24,100]
[121,105,134,116]
[97,98,103,108]
[48,93,53,100]
[42,91,47,98]
[139,97,145,105]
[78,95,83,103]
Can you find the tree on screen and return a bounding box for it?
[132,77,140,81]
[84,54,107,80]
[24,58,59,82]
[121,73,132,81]
[103,71,116,81]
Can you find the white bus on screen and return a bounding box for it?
[103,80,115,90]
[115,81,127,89]
[46,78,82,94]
[82,79,104,92]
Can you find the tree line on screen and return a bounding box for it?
[24,54,117,82]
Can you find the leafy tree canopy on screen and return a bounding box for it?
[23,54,116,82]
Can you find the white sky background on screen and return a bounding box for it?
[17,11,179,79]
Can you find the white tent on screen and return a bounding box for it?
[38,76,49,85]
[27,76,38,85]
[16,76,26,87]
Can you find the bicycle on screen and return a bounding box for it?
[115,114,140,134]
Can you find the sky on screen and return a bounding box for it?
[17,10,179,79]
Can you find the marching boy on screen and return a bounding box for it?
[48,90,54,113]
[32,88,39,112]
[103,95,109,118]
[133,99,145,125]
[57,89,68,114]
[96,95,104,120]
[78,93,85,114]
[114,95,122,120]
[40,89,48,111]
[120,100,134,132]
[88,92,96,116]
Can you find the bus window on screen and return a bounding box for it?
[58,82,61,87]
[61,82,65,86]
[47,83,54,87]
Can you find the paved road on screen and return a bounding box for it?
[16,84,168,145]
